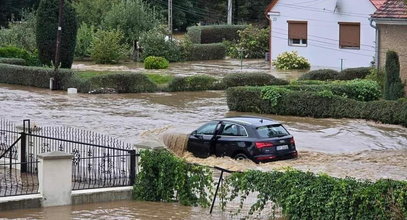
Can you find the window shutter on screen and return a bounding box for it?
[288,21,307,39]
[339,22,360,48]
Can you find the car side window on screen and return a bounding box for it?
[221,123,247,136]
[196,122,218,135]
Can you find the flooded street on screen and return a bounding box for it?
[0,83,406,182]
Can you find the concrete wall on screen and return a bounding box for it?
[378,24,407,94]
[269,0,376,69]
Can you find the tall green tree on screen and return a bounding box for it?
[36,0,78,68]
[384,50,404,100]
[72,0,120,27]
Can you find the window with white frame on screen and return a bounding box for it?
[288,21,308,46]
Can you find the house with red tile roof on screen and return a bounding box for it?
[370,0,407,93]
[265,0,384,69]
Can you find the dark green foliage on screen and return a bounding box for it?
[133,149,213,207]
[87,72,157,93]
[168,75,218,92]
[36,0,78,68]
[337,67,372,80]
[220,169,407,219]
[299,69,339,81]
[144,56,169,69]
[189,43,226,61]
[384,51,404,100]
[0,63,74,88]
[0,0,39,27]
[139,27,182,62]
[0,46,40,66]
[221,72,288,88]
[366,68,385,91]
[226,25,270,59]
[0,58,26,65]
[187,25,247,44]
[226,86,407,127]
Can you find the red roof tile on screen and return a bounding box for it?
[370,0,387,9]
[372,0,407,18]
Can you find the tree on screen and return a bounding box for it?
[72,0,120,27]
[0,0,39,27]
[36,0,78,68]
[384,50,404,100]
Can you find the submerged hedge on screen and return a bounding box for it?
[220,169,407,219]
[189,43,226,61]
[187,25,247,44]
[227,86,407,127]
[300,67,372,81]
[0,58,26,66]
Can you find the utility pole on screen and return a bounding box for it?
[227,0,233,25]
[168,0,173,39]
[53,0,64,90]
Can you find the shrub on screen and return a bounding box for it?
[0,63,74,89]
[87,72,157,93]
[273,51,310,70]
[384,51,404,100]
[226,25,269,59]
[36,0,78,68]
[168,75,218,91]
[89,29,129,64]
[299,69,339,81]
[0,58,26,66]
[366,68,385,91]
[0,46,40,66]
[144,56,169,69]
[189,43,226,61]
[221,72,288,88]
[139,27,182,62]
[75,23,95,59]
[337,67,372,80]
[133,149,213,207]
[226,86,407,127]
[145,74,174,85]
[220,169,407,219]
[187,25,247,44]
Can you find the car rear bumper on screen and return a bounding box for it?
[254,150,298,162]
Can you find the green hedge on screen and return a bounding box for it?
[0,46,40,66]
[220,169,407,219]
[221,72,289,88]
[168,75,218,92]
[189,43,226,61]
[144,56,169,69]
[0,58,26,66]
[300,67,372,81]
[338,67,372,80]
[187,25,247,44]
[226,86,407,127]
[0,63,74,89]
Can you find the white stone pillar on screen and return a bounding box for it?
[38,151,72,207]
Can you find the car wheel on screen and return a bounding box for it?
[234,153,248,161]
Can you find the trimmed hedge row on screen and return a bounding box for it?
[221,72,289,88]
[0,58,26,66]
[168,75,218,92]
[300,67,372,81]
[189,43,226,61]
[227,86,407,127]
[187,25,247,44]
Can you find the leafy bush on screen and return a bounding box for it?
[0,46,40,66]
[221,72,288,88]
[299,69,339,81]
[0,58,26,65]
[139,27,182,62]
[168,75,218,91]
[144,56,169,69]
[220,169,407,219]
[226,86,407,127]
[89,29,129,64]
[75,23,96,59]
[189,43,226,61]
[226,25,269,59]
[187,25,247,44]
[87,72,157,93]
[72,0,120,27]
[133,149,213,207]
[337,67,372,80]
[384,51,404,100]
[273,51,310,70]
[366,68,385,91]
[36,0,78,68]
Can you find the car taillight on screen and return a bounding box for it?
[255,142,273,149]
[290,137,295,145]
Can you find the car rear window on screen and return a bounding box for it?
[256,124,289,138]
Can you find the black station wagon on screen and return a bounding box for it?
[187,116,298,163]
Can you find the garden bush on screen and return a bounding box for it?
[168,75,218,91]
[89,29,129,64]
[337,67,372,80]
[0,46,40,66]
[273,51,310,70]
[144,56,169,69]
[75,23,95,59]
[384,51,404,100]
[86,72,157,93]
[220,169,407,219]
[225,25,269,59]
[187,25,247,44]
[221,72,288,88]
[226,86,407,127]
[0,58,26,66]
[133,149,213,207]
[366,68,385,91]
[299,69,339,81]
[189,43,226,61]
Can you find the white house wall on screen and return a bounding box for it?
[269,0,377,69]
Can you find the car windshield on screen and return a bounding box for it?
[256,124,289,138]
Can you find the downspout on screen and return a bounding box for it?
[369,18,380,68]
